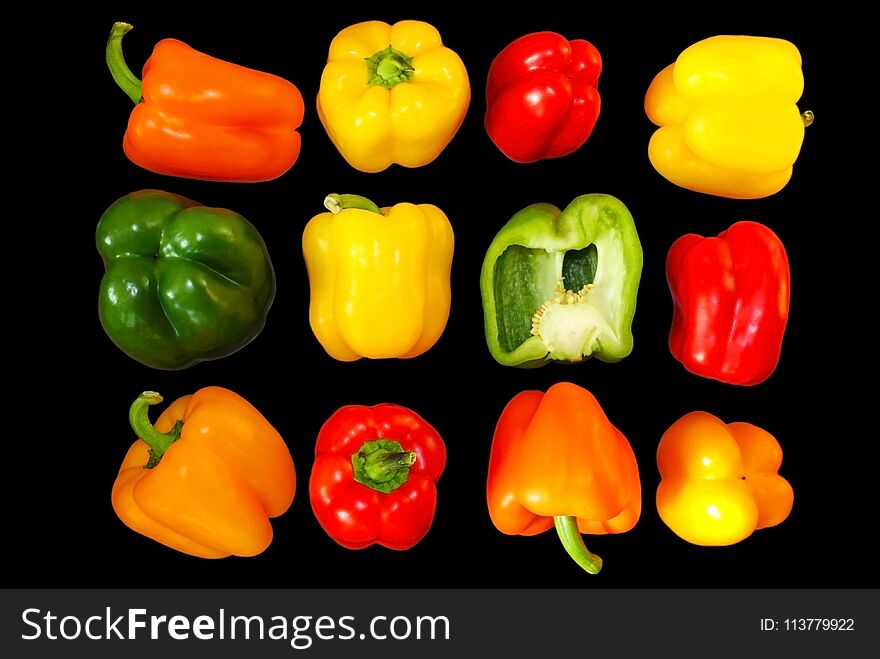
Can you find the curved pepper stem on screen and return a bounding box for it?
[324,194,384,216]
[129,391,182,469]
[106,21,143,104]
[365,45,415,88]
[801,110,814,127]
[351,439,417,494]
[554,515,603,575]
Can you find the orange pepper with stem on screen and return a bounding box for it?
[105,22,304,182]
[112,388,296,558]
[656,412,793,546]
[487,382,641,574]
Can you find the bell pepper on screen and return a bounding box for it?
[487,382,641,574]
[97,190,275,370]
[480,194,642,367]
[302,194,454,361]
[112,388,296,558]
[645,35,811,198]
[657,411,793,546]
[106,22,304,182]
[667,221,790,386]
[485,32,601,163]
[317,20,470,173]
[309,403,446,550]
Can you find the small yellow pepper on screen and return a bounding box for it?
[302,194,454,361]
[317,20,470,173]
[656,411,794,546]
[645,35,811,199]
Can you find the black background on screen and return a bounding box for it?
[17,6,859,588]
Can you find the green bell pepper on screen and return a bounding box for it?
[480,194,642,367]
[97,190,275,370]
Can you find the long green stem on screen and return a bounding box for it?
[129,391,182,468]
[324,194,384,215]
[554,515,603,574]
[106,21,143,104]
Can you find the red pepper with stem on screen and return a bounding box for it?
[309,404,446,550]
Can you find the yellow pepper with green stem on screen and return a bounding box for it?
[302,194,454,361]
[317,20,470,173]
[645,35,811,199]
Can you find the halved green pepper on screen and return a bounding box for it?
[480,194,642,367]
[97,190,275,370]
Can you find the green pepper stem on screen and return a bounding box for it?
[351,439,417,494]
[554,515,603,575]
[106,21,143,104]
[801,110,814,127]
[128,391,182,469]
[365,45,415,88]
[364,450,416,481]
[324,194,384,216]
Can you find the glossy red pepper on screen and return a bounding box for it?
[485,32,601,163]
[309,404,446,550]
[667,221,790,386]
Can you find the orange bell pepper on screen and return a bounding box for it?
[112,388,296,558]
[656,411,793,546]
[487,382,641,574]
[105,22,304,182]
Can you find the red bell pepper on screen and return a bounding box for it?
[309,404,446,550]
[485,32,601,163]
[667,221,790,386]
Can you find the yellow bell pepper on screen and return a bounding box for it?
[302,194,454,361]
[656,411,794,546]
[317,20,470,173]
[645,35,811,199]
